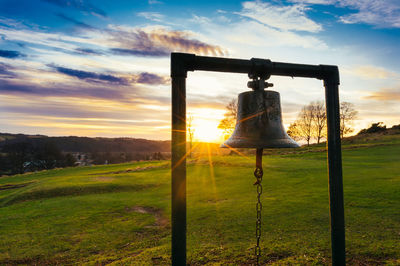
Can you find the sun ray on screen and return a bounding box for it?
[206,143,218,200]
[206,142,221,226]
[171,142,200,171]
[223,143,251,160]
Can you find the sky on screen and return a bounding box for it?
[0,0,399,142]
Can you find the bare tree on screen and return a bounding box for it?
[226,98,238,118]
[312,101,327,144]
[218,98,238,140]
[340,102,358,138]
[295,104,315,146]
[289,100,357,144]
[187,114,195,157]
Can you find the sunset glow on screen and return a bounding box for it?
[0,0,399,139]
[190,108,226,143]
[193,119,224,143]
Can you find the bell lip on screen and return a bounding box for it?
[220,139,300,149]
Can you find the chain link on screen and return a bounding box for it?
[254,166,263,265]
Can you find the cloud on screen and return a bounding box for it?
[0,17,227,59]
[137,12,165,22]
[291,0,400,28]
[290,0,334,4]
[364,88,400,101]
[338,0,400,28]
[135,72,168,85]
[56,13,96,30]
[350,65,397,79]
[238,1,323,32]
[108,26,227,57]
[75,48,103,55]
[0,49,25,59]
[148,0,162,4]
[224,20,327,49]
[0,63,17,78]
[0,79,128,100]
[42,0,107,18]
[110,47,169,57]
[49,65,128,85]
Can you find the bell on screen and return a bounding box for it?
[222,81,299,149]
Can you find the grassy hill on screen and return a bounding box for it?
[0,133,399,265]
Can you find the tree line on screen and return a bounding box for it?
[0,141,76,175]
[0,141,168,176]
[218,98,358,146]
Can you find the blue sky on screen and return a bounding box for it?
[0,0,399,141]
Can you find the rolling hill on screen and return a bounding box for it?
[0,132,399,264]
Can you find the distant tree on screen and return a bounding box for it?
[0,154,9,175]
[187,114,195,158]
[152,152,164,160]
[125,152,134,162]
[225,98,238,118]
[312,101,327,144]
[340,102,358,138]
[3,142,33,174]
[218,98,238,140]
[392,124,400,130]
[358,122,387,135]
[63,153,76,167]
[294,104,315,146]
[287,122,302,141]
[33,141,64,169]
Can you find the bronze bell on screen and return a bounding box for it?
[222,79,299,149]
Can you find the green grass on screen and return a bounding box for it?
[0,135,399,265]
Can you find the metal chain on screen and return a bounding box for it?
[254,165,263,265]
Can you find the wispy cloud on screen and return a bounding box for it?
[135,72,168,85]
[42,0,107,18]
[0,63,17,78]
[350,65,398,79]
[338,0,400,28]
[291,0,400,28]
[108,26,227,57]
[365,88,400,101]
[0,17,227,59]
[289,0,334,4]
[0,79,128,100]
[74,48,103,55]
[47,65,169,86]
[110,47,169,57]
[49,65,128,85]
[238,1,323,32]
[137,12,165,22]
[148,0,163,4]
[223,20,327,49]
[0,49,25,59]
[56,13,96,30]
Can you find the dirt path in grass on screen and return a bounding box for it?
[126,206,169,227]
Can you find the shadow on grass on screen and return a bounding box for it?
[0,183,155,207]
[0,256,73,266]
[0,182,35,191]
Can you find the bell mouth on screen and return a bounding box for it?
[221,137,299,149]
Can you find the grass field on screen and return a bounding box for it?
[0,133,399,265]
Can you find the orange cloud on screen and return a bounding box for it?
[364,88,400,101]
[108,26,227,57]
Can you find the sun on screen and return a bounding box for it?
[193,118,224,143]
[187,107,227,143]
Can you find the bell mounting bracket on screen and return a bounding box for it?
[170,53,344,266]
